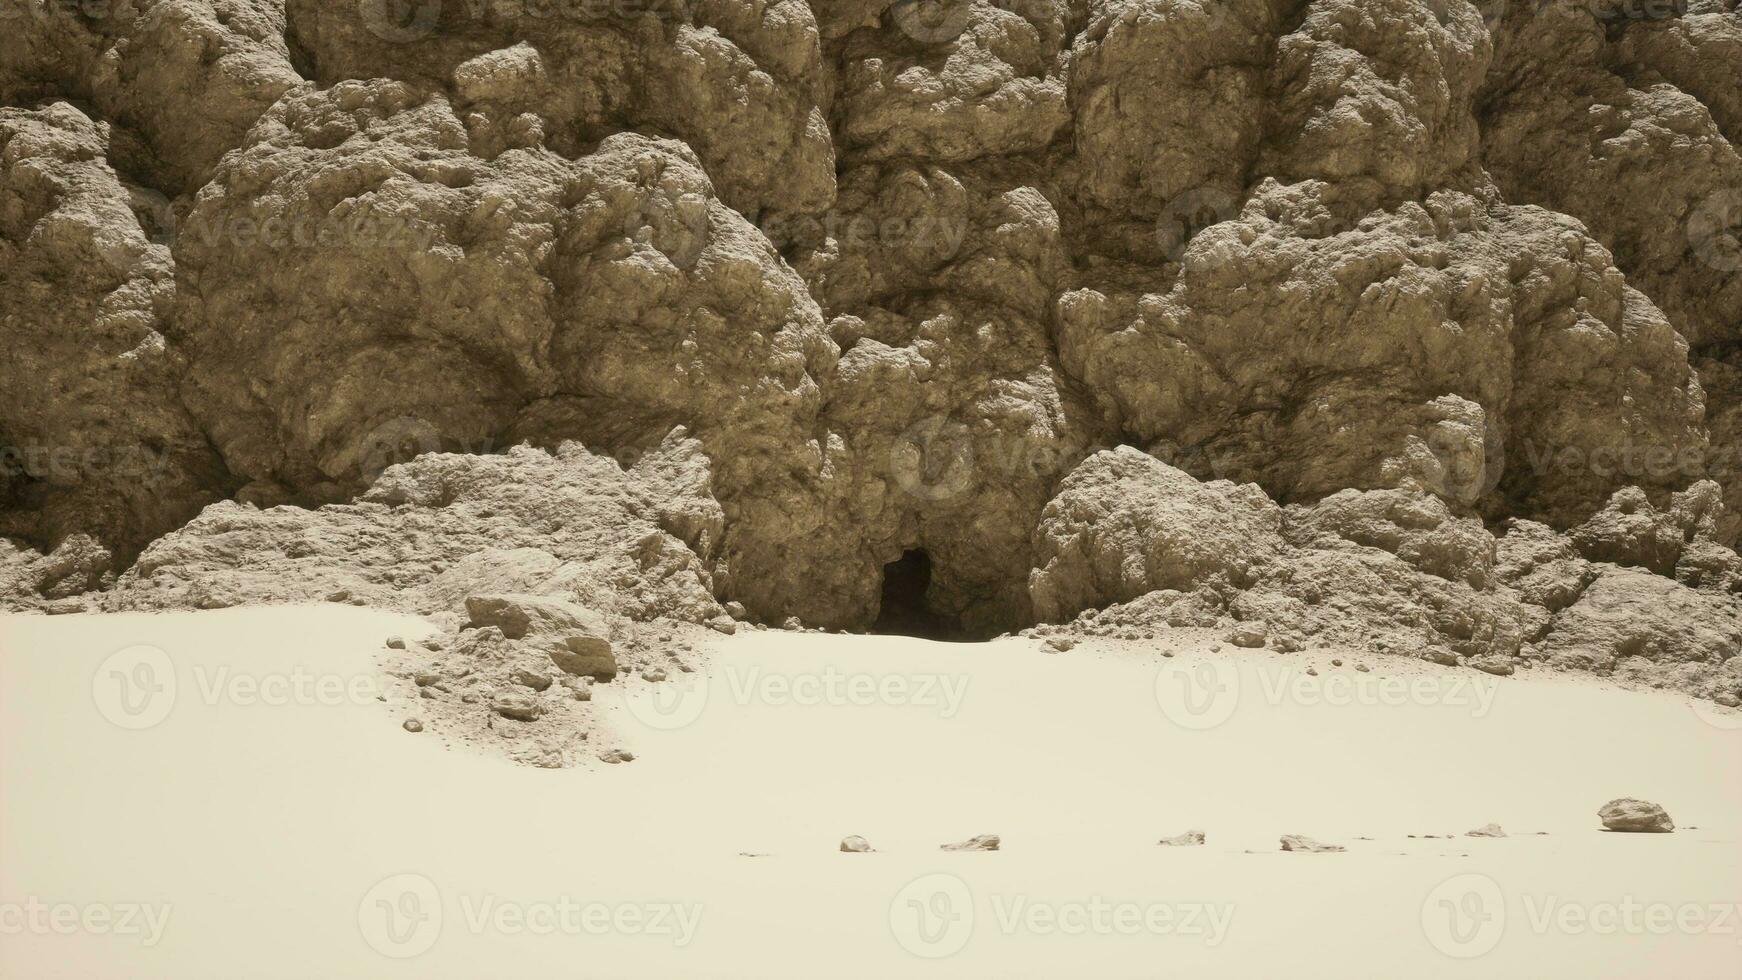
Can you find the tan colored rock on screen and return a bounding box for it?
[1598,798,1675,833]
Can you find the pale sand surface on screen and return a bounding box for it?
[3,607,1740,978]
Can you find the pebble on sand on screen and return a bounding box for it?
[1465,823,1506,838]
[941,834,1001,851]
[840,836,873,853]
[402,718,423,733]
[1280,835,1345,853]
[1157,831,1206,847]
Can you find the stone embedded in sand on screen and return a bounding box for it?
[402,718,423,733]
[511,667,553,691]
[1157,831,1206,847]
[548,635,618,682]
[1280,835,1345,853]
[840,836,873,853]
[599,749,634,764]
[385,636,405,649]
[455,627,509,659]
[491,693,545,722]
[1472,657,1515,676]
[1598,798,1675,833]
[941,834,1001,852]
[1045,637,1076,652]
[1229,623,1268,649]
[466,594,605,641]
[1466,823,1506,838]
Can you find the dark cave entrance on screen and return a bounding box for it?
[870,549,961,641]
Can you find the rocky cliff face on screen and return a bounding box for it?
[3,0,1739,702]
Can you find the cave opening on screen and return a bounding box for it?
[870,549,960,641]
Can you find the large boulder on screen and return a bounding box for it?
[1029,447,1284,622]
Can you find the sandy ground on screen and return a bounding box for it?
[2,606,1740,978]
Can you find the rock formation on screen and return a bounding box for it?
[4,0,1740,732]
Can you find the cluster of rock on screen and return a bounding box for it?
[3,0,1740,724]
[838,803,1675,856]
[1030,449,1742,702]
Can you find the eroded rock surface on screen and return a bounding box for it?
[5,0,1742,759]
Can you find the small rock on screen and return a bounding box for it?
[511,667,552,691]
[1280,835,1345,853]
[1157,831,1205,847]
[420,637,444,651]
[491,692,545,722]
[1305,667,1318,677]
[641,667,668,682]
[1472,657,1515,676]
[1045,637,1076,652]
[402,718,423,733]
[1420,649,1460,667]
[559,675,593,701]
[413,670,442,687]
[839,835,873,853]
[1598,798,1674,833]
[598,748,634,764]
[1355,663,1370,672]
[940,834,1000,852]
[1161,649,1175,658]
[547,633,618,681]
[1228,623,1267,648]
[1715,693,1740,708]
[1465,823,1506,838]
[1331,659,1343,667]
[708,617,737,634]
[385,635,406,649]
[725,600,748,619]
